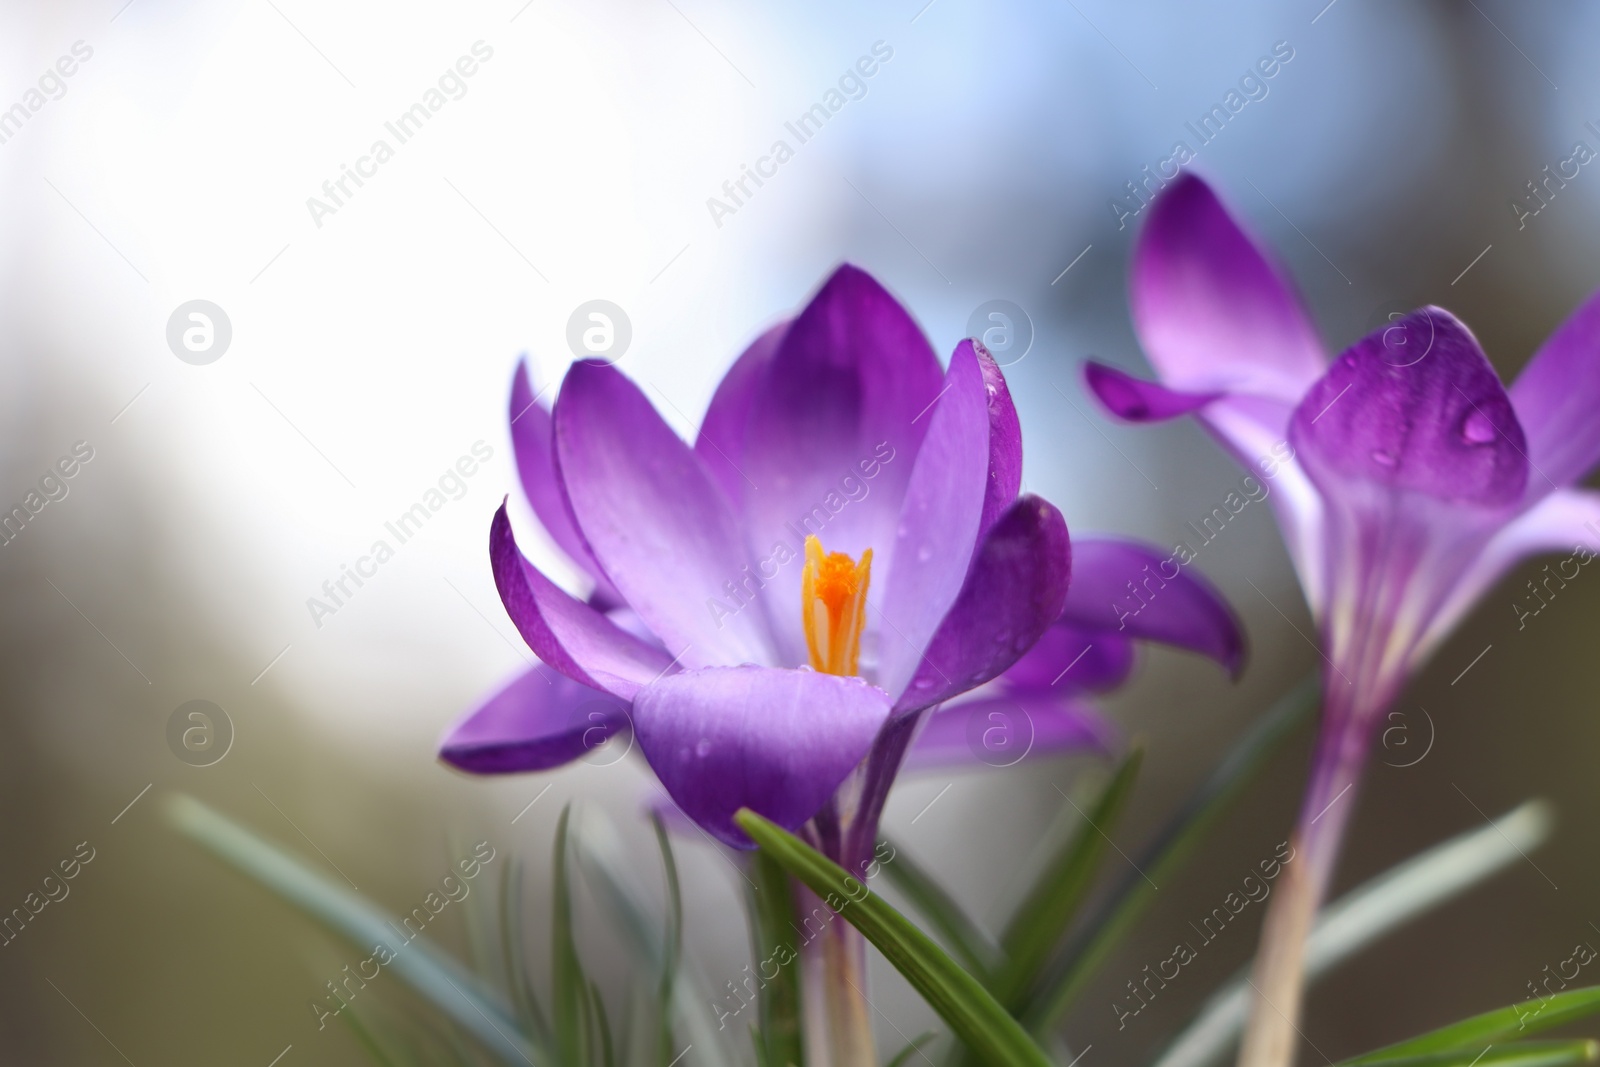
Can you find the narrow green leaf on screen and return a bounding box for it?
[1024,675,1318,1028]
[1344,989,1600,1065]
[165,794,538,1067]
[748,846,805,1067]
[1155,800,1556,1067]
[885,1031,939,1067]
[991,747,1144,1006]
[1343,1040,1599,1067]
[877,836,1000,978]
[499,860,551,1047]
[593,980,617,1067]
[553,806,590,1066]
[652,814,682,1067]
[735,808,1055,1067]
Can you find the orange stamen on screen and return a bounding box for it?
[801,535,872,676]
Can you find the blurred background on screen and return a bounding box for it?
[2,0,1599,1062]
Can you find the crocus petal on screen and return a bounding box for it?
[1132,173,1325,400]
[1001,622,1136,694]
[737,266,945,662]
[902,695,1116,772]
[1084,362,1222,421]
[631,666,893,848]
[554,359,778,669]
[439,665,627,774]
[509,360,623,607]
[894,494,1073,712]
[1056,537,1246,677]
[877,343,996,700]
[1418,487,1600,660]
[1290,308,1528,508]
[976,342,1023,537]
[1509,287,1600,493]
[491,503,675,699]
[695,323,787,509]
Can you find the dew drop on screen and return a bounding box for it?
[695,739,713,758]
[1462,410,1496,444]
[916,545,933,563]
[1370,449,1397,467]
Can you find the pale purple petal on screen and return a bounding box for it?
[439,665,626,774]
[877,343,994,699]
[1084,362,1221,421]
[695,323,787,509]
[1056,537,1245,677]
[1001,622,1136,694]
[491,503,675,699]
[509,360,622,606]
[554,359,779,668]
[902,695,1116,772]
[975,342,1023,537]
[1509,287,1600,493]
[1419,487,1600,660]
[1290,308,1529,508]
[1133,173,1325,399]
[894,494,1072,711]
[631,666,893,848]
[738,266,945,663]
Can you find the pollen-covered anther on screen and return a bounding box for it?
[801,535,872,676]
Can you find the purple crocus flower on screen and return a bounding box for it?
[444,265,1075,857]
[1084,173,1600,1065]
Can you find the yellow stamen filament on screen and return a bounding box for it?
[801,535,872,677]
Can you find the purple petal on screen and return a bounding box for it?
[1056,537,1246,677]
[1510,287,1600,492]
[737,266,946,662]
[976,342,1023,537]
[439,665,628,774]
[491,503,675,699]
[554,360,778,668]
[1084,361,1222,421]
[894,494,1073,712]
[695,323,787,509]
[1133,174,1325,399]
[631,666,893,848]
[902,695,1116,772]
[1290,308,1528,509]
[1001,622,1136,694]
[510,361,622,607]
[877,343,996,699]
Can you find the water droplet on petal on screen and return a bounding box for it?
[695,739,712,758]
[916,545,933,563]
[913,677,934,690]
[1462,410,1497,444]
[1370,449,1397,467]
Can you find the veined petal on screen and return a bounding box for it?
[1510,287,1600,492]
[695,322,787,509]
[1001,622,1136,694]
[1132,173,1326,400]
[1056,537,1245,677]
[738,265,945,663]
[631,666,893,849]
[902,695,1116,773]
[554,359,779,668]
[491,504,675,699]
[1083,362,1221,421]
[1418,486,1600,660]
[877,343,996,699]
[894,494,1072,712]
[1290,308,1528,508]
[439,665,626,774]
[510,360,623,606]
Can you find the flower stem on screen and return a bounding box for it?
[801,892,877,1066]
